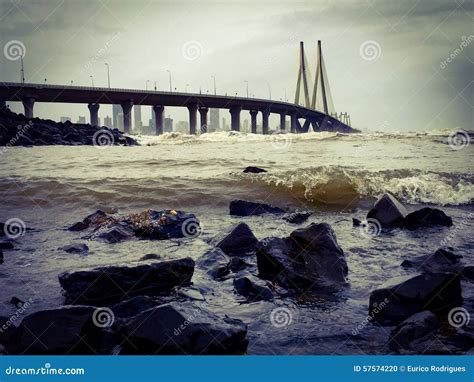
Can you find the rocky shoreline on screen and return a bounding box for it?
[0,109,137,147]
[0,167,472,355]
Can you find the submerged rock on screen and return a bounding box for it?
[282,211,312,224]
[7,306,101,354]
[58,257,195,305]
[213,222,258,256]
[243,166,267,173]
[139,253,161,261]
[68,210,109,232]
[257,223,348,290]
[389,311,439,352]
[196,248,231,279]
[229,200,284,216]
[120,302,248,354]
[402,208,453,230]
[369,273,462,324]
[59,243,89,254]
[401,248,463,273]
[234,275,273,301]
[367,193,407,228]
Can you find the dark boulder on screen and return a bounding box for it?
[7,306,101,354]
[234,275,273,301]
[401,248,463,273]
[229,200,284,216]
[58,257,195,305]
[132,210,201,240]
[120,302,248,354]
[0,251,3,264]
[111,296,163,321]
[369,273,462,324]
[352,218,362,227]
[402,208,453,230]
[59,243,89,254]
[140,253,161,261]
[213,222,258,256]
[367,193,407,228]
[0,316,16,346]
[282,211,312,224]
[196,248,231,279]
[68,210,109,231]
[389,311,439,352]
[97,224,134,243]
[243,166,267,173]
[229,257,250,272]
[0,242,14,250]
[461,265,474,282]
[408,329,474,354]
[257,223,348,290]
[10,297,24,308]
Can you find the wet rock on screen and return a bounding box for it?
[401,248,463,273]
[213,222,258,256]
[58,257,195,305]
[402,208,453,230]
[97,224,134,243]
[132,210,200,240]
[177,288,205,301]
[120,302,248,354]
[111,296,163,320]
[229,257,250,272]
[0,251,3,264]
[408,328,474,354]
[461,265,474,282]
[0,242,14,250]
[0,316,16,346]
[7,306,102,354]
[68,210,109,231]
[140,253,161,261]
[59,243,89,254]
[243,166,267,173]
[352,218,362,227]
[283,211,312,224]
[257,223,348,290]
[196,248,230,279]
[229,200,284,217]
[10,297,24,308]
[234,275,273,301]
[389,311,439,352]
[369,273,462,324]
[367,193,408,228]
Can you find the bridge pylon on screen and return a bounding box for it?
[294,41,311,108]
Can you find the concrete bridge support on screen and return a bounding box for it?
[262,109,270,135]
[199,107,208,134]
[280,112,286,131]
[230,107,241,131]
[22,98,35,119]
[121,100,133,133]
[249,110,258,134]
[188,103,198,135]
[153,105,164,135]
[0,101,7,112]
[290,112,297,134]
[88,103,100,126]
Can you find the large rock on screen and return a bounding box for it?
[58,243,89,254]
[229,200,284,216]
[97,224,134,243]
[120,302,248,354]
[257,223,348,290]
[213,223,258,256]
[243,166,267,173]
[233,275,273,301]
[196,248,231,279]
[401,248,463,273]
[367,193,407,228]
[68,210,110,231]
[369,273,462,324]
[402,208,453,230]
[389,311,439,352]
[0,316,16,346]
[59,258,195,305]
[7,306,101,354]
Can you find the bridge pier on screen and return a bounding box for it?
[153,105,164,135]
[249,110,258,134]
[261,109,270,135]
[188,103,198,134]
[88,103,100,126]
[121,100,133,133]
[290,112,297,134]
[229,107,241,131]
[280,112,286,131]
[199,107,208,134]
[22,98,35,119]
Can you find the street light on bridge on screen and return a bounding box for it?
[104,63,111,88]
[166,70,172,92]
[89,76,94,87]
[211,75,216,95]
[154,81,157,91]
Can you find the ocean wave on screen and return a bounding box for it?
[239,166,474,206]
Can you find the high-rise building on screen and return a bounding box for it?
[60,116,71,123]
[112,104,121,128]
[209,108,220,132]
[134,105,142,132]
[77,116,86,124]
[104,116,112,128]
[164,117,173,133]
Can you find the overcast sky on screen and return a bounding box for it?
[0,0,472,131]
